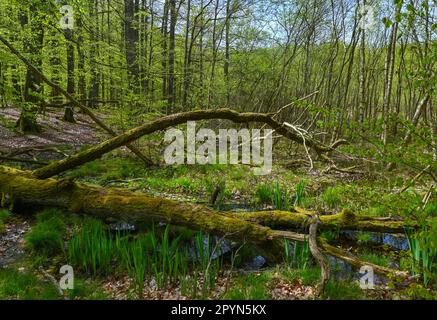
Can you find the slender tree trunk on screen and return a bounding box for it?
[182,0,191,108]
[76,15,86,102]
[224,0,231,106]
[124,0,140,94]
[161,0,169,106]
[167,0,177,113]
[147,0,155,102]
[17,6,44,133]
[64,29,76,123]
[207,0,220,107]
[88,0,100,108]
[382,5,399,145]
[358,1,366,126]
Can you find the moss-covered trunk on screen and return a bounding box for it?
[0,166,290,261]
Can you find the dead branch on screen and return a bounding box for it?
[32,108,342,179]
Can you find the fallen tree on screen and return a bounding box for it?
[0,165,412,279]
[31,108,347,179]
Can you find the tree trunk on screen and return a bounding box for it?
[88,0,100,108]
[161,0,169,106]
[358,2,366,126]
[382,5,399,145]
[224,0,231,106]
[182,0,191,107]
[124,0,140,94]
[63,29,76,123]
[167,0,177,112]
[17,6,44,134]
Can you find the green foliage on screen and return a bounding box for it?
[356,232,373,245]
[0,209,11,233]
[320,230,339,243]
[406,226,437,286]
[282,267,321,286]
[359,252,390,268]
[404,283,437,300]
[254,181,291,210]
[322,186,344,209]
[68,219,223,298]
[272,181,291,211]
[322,280,367,300]
[0,268,108,300]
[255,184,273,205]
[294,179,306,207]
[25,209,66,256]
[68,219,113,275]
[222,273,272,300]
[284,239,310,270]
[0,268,60,300]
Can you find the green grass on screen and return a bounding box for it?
[283,267,321,286]
[0,209,11,233]
[222,272,272,300]
[68,219,114,276]
[284,239,310,270]
[0,268,61,300]
[322,186,344,209]
[255,181,291,210]
[294,179,305,207]
[0,267,108,300]
[255,184,272,205]
[272,181,291,211]
[359,252,390,268]
[322,280,367,300]
[406,228,437,286]
[356,232,373,245]
[68,219,223,298]
[25,209,66,256]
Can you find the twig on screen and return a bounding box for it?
[399,165,431,193]
[38,266,64,297]
[0,155,48,165]
[283,121,314,170]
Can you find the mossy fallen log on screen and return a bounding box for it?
[320,240,409,278]
[31,108,346,179]
[0,165,413,278]
[234,208,417,234]
[0,165,299,261]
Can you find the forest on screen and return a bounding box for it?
[0,0,436,301]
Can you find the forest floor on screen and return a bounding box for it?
[0,107,436,300]
[0,107,101,150]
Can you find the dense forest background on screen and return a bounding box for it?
[0,0,435,156]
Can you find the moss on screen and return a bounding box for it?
[25,209,66,256]
[222,272,272,300]
[0,209,11,233]
[321,280,367,300]
[0,268,60,300]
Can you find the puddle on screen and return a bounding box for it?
[340,231,409,250]
[0,217,30,268]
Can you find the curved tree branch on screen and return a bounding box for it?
[33,108,341,179]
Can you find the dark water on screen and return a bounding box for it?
[108,202,410,277]
[340,231,409,250]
